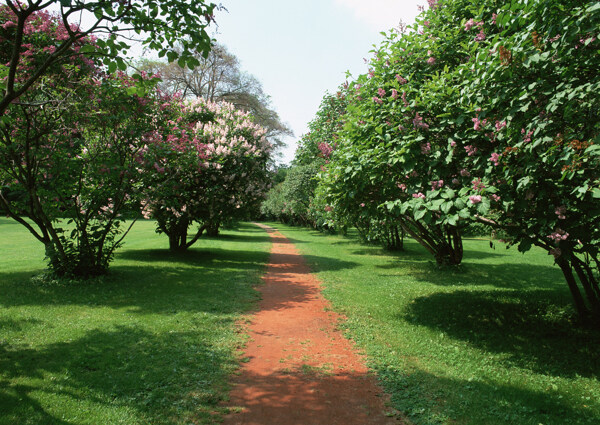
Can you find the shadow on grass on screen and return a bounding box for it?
[401,289,600,379]
[376,367,597,425]
[0,326,235,425]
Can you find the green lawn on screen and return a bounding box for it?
[0,218,271,425]
[269,223,600,425]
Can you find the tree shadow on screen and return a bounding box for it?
[224,368,395,424]
[375,367,597,425]
[401,290,600,379]
[0,326,236,424]
[116,247,269,269]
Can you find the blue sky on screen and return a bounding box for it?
[212,0,424,164]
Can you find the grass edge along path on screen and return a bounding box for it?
[268,222,600,425]
[0,218,271,425]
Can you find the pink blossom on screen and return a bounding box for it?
[391,89,399,99]
[396,74,408,84]
[413,112,430,129]
[424,21,430,27]
[469,195,482,204]
[398,183,407,191]
[472,178,486,191]
[464,145,478,156]
[368,69,375,78]
[413,192,426,199]
[318,142,333,158]
[427,57,436,65]
[450,140,457,147]
[377,88,386,97]
[547,229,569,242]
[489,152,500,166]
[490,194,501,203]
[2,21,16,30]
[495,120,507,132]
[427,0,439,9]
[460,169,471,177]
[521,128,534,143]
[360,203,366,207]
[464,19,483,31]
[474,30,486,42]
[431,180,444,190]
[373,96,383,105]
[421,142,431,154]
[491,13,497,25]
[555,205,567,220]
[401,91,409,106]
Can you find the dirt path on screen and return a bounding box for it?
[223,224,399,425]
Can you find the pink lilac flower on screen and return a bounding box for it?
[475,30,486,42]
[396,74,408,84]
[378,87,386,97]
[2,21,16,30]
[373,96,383,105]
[413,112,430,129]
[521,128,534,143]
[555,205,567,220]
[368,69,375,78]
[472,178,486,191]
[431,180,444,190]
[401,91,409,106]
[413,192,426,199]
[398,183,407,191]
[427,57,436,65]
[424,21,430,27]
[391,89,399,99]
[469,195,482,204]
[491,13,497,25]
[489,152,500,166]
[421,142,431,154]
[490,194,501,202]
[547,229,569,242]
[464,145,478,156]
[450,140,457,147]
[495,120,507,131]
[427,0,439,9]
[465,19,483,31]
[549,34,561,42]
[318,142,333,158]
[360,203,366,207]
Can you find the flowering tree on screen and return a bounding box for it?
[141,97,272,251]
[0,7,168,276]
[0,0,217,117]
[318,0,600,322]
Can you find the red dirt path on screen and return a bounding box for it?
[223,224,400,425]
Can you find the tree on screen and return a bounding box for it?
[138,43,292,153]
[141,97,272,251]
[0,0,217,118]
[318,0,600,322]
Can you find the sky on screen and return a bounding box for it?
[211,0,424,164]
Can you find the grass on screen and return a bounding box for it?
[268,222,600,425]
[0,217,271,425]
